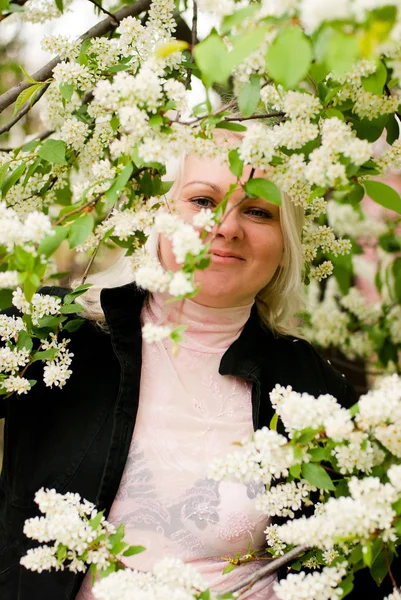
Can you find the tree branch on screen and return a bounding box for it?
[0,0,28,22]
[0,0,152,115]
[0,82,49,137]
[86,0,119,26]
[221,544,308,596]
[184,1,197,90]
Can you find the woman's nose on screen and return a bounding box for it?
[213,207,244,241]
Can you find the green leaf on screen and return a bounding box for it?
[110,541,127,555]
[37,226,69,258]
[222,563,236,575]
[122,545,146,557]
[63,318,85,332]
[63,284,92,303]
[0,162,10,189]
[0,289,13,310]
[269,412,278,432]
[295,428,317,445]
[301,463,335,491]
[100,564,116,578]
[55,0,63,12]
[244,178,282,206]
[13,83,42,116]
[370,549,392,586]
[2,162,26,197]
[361,61,387,95]
[347,183,365,204]
[16,330,33,352]
[215,121,247,132]
[338,575,354,599]
[105,162,134,206]
[56,543,67,561]
[59,82,73,101]
[229,27,267,71]
[199,591,211,600]
[265,27,312,89]
[59,303,84,314]
[221,4,259,34]
[89,510,104,530]
[38,139,67,165]
[325,30,359,77]
[32,348,59,362]
[362,541,373,567]
[35,315,67,329]
[194,33,231,86]
[238,75,260,118]
[393,257,401,303]
[352,114,389,143]
[68,214,94,249]
[349,545,362,565]
[386,114,400,145]
[289,463,301,478]
[307,447,329,462]
[23,156,42,187]
[364,180,401,215]
[23,274,38,302]
[228,149,244,178]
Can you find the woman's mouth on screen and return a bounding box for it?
[210,250,245,265]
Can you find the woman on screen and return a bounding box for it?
[0,152,371,600]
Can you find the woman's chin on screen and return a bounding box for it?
[192,275,252,308]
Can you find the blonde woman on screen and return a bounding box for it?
[0,153,359,600]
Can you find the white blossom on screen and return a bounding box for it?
[274,563,347,600]
[0,270,20,289]
[3,375,32,395]
[0,315,25,341]
[256,481,316,518]
[168,271,195,296]
[142,322,172,343]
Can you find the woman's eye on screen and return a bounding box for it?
[190,197,214,209]
[247,208,272,219]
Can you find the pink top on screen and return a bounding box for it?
[76,293,277,599]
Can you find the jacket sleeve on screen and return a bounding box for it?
[0,286,71,419]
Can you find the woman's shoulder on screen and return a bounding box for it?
[276,331,358,408]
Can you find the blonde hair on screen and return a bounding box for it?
[72,150,305,336]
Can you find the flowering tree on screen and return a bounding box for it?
[20,375,401,599]
[2,0,401,597]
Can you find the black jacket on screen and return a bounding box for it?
[0,283,393,599]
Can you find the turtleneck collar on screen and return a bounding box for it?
[144,292,254,354]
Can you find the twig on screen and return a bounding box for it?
[80,203,114,284]
[55,193,103,225]
[384,545,400,592]
[0,0,152,115]
[223,112,285,122]
[0,128,54,152]
[87,0,119,25]
[184,0,197,90]
[0,83,49,136]
[0,0,28,22]
[220,544,308,596]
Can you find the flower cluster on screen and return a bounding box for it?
[270,384,353,441]
[20,487,118,574]
[0,203,53,252]
[208,426,304,487]
[273,563,347,600]
[92,557,209,600]
[274,476,398,551]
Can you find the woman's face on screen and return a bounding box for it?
[159,155,284,308]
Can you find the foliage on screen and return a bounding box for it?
[2,0,401,597]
